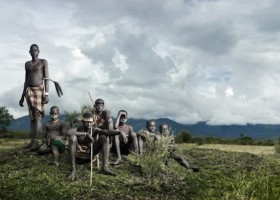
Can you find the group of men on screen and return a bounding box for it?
[19,44,198,181]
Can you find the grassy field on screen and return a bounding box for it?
[0,139,280,200]
[192,144,275,155]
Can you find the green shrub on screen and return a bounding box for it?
[130,134,172,181]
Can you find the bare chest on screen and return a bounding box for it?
[26,62,43,74]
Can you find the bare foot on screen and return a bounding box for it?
[68,168,76,181]
[23,142,33,149]
[49,161,59,167]
[101,166,116,176]
[112,158,123,165]
[192,167,199,173]
[30,141,39,151]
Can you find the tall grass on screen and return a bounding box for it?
[129,134,173,181]
[227,166,280,200]
[275,138,280,154]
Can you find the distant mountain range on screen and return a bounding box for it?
[8,115,280,140]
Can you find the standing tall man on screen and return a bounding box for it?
[19,44,49,151]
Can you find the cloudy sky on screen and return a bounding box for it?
[1,0,280,125]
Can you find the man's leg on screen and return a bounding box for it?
[113,135,123,165]
[24,120,35,149]
[30,110,41,151]
[170,151,199,172]
[68,135,77,181]
[51,145,60,166]
[92,135,116,176]
[138,135,144,154]
[129,132,139,154]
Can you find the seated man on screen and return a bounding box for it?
[159,123,199,172]
[112,110,139,165]
[38,106,66,166]
[67,112,128,181]
[137,119,160,154]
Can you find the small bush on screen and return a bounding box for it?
[130,134,173,181]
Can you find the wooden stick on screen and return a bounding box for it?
[88,92,100,169]
[90,126,93,186]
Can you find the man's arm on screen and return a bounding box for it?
[67,127,95,142]
[19,64,28,107]
[42,59,49,104]
[98,129,128,143]
[60,121,67,140]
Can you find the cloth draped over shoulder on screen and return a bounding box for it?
[25,85,45,118]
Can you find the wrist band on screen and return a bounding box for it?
[45,92,49,96]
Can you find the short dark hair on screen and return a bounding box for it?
[146,119,156,127]
[50,106,59,113]
[30,44,39,50]
[95,99,104,105]
[82,112,93,119]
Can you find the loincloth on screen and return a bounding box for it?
[25,85,44,120]
[50,139,66,153]
[39,139,66,153]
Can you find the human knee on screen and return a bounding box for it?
[69,135,77,143]
[130,132,137,139]
[99,135,107,143]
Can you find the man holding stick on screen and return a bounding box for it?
[67,112,128,181]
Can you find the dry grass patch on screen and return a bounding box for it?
[194,144,275,155]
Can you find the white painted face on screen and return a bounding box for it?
[120,114,127,123]
[161,125,169,136]
[50,108,59,121]
[147,121,156,133]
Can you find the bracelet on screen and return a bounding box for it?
[45,92,49,96]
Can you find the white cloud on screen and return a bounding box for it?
[1,0,280,125]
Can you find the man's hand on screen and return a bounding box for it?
[85,132,95,143]
[19,96,24,107]
[120,131,128,144]
[43,95,49,104]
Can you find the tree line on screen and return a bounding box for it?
[175,130,276,146]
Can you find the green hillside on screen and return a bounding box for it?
[1,139,280,199]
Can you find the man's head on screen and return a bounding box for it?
[50,106,59,121]
[82,112,94,130]
[146,119,156,133]
[159,123,169,136]
[29,44,40,58]
[94,99,105,113]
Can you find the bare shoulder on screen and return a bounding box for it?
[40,59,48,64]
[127,125,133,131]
